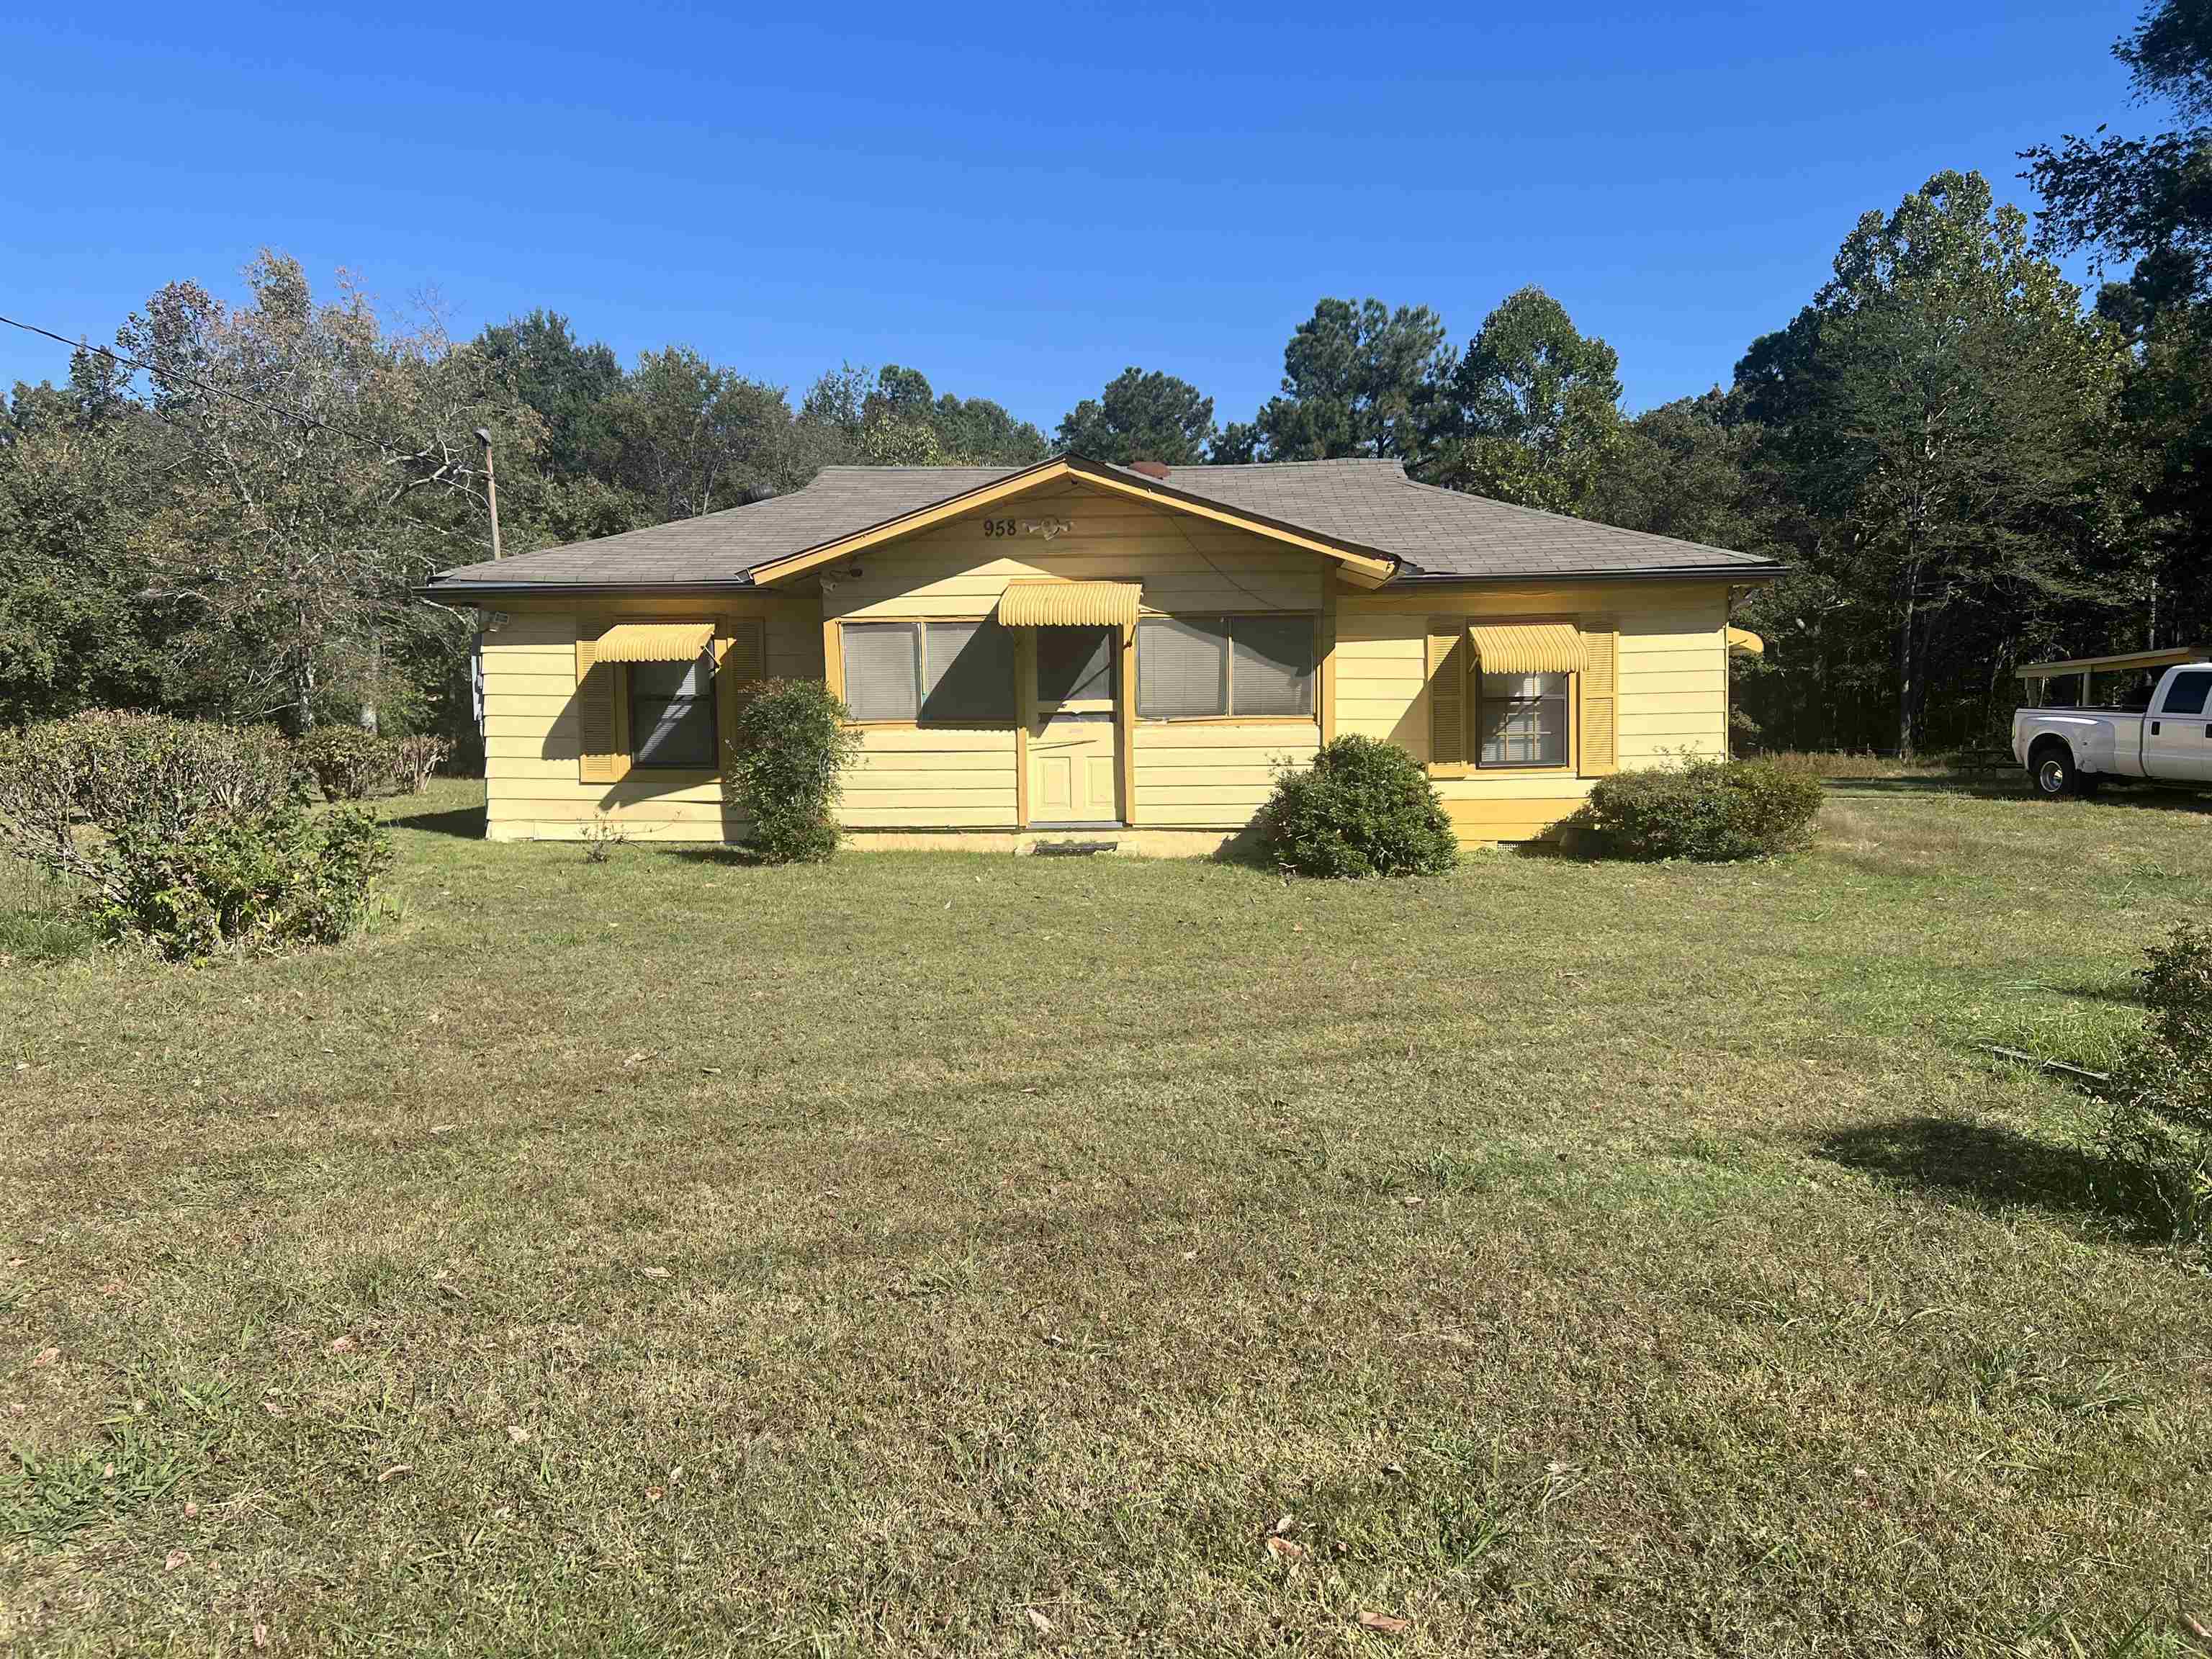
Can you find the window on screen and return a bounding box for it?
[1231,616,1315,716]
[1136,616,1314,719]
[628,652,716,768]
[2162,670,2212,716]
[1477,673,1568,768]
[839,620,1015,723]
[1036,625,1115,705]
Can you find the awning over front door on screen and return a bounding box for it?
[997,580,1141,628]
[1465,621,1588,675]
[593,621,716,662]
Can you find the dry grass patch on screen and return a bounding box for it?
[3,778,2211,1655]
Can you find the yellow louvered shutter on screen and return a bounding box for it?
[1426,618,1467,773]
[716,615,767,768]
[575,614,629,783]
[1578,620,1619,776]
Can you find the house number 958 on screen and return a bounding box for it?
[981,518,1020,537]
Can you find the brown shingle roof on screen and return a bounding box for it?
[424,457,1778,592]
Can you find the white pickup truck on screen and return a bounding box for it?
[2013,658,2212,796]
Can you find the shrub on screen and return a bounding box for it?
[300,727,386,801]
[1259,734,1459,878]
[2104,922,2212,1242]
[1569,755,1823,861]
[0,711,302,889]
[390,734,451,793]
[724,679,863,863]
[298,728,452,800]
[91,806,393,961]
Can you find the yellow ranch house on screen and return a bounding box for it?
[422,455,1781,850]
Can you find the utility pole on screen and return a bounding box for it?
[475,426,504,559]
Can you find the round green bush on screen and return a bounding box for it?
[1259,734,1460,878]
[1570,755,1823,861]
[724,678,863,864]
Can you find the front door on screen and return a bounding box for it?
[1029,625,1120,825]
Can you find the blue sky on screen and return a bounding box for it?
[1,1,2146,429]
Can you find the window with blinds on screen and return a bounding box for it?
[629,652,717,768]
[1477,673,1569,767]
[839,620,1015,723]
[840,624,920,721]
[1136,616,1314,719]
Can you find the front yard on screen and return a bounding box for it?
[2,777,2208,1655]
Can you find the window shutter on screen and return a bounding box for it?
[716,615,767,763]
[1426,619,1465,770]
[1578,621,1619,776]
[575,614,629,783]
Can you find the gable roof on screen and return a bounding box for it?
[422,455,1781,595]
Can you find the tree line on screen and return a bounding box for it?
[4,1,2206,757]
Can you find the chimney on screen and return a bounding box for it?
[1126,459,1172,480]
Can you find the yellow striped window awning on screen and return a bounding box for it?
[997,580,1141,628]
[594,621,716,662]
[1465,621,1588,675]
[1727,626,1765,657]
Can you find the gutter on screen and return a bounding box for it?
[418,561,1790,603]
[1388,562,1789,585]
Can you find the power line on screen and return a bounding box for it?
[0,308,408,455]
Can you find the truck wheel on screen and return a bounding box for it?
[2031,741,2094,799]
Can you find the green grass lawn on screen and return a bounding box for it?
[3,775,2209,1656]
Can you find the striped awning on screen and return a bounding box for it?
[997,580,1141,628]
[594,621,715,662]
[1727,626,1765,657]
[1466,621,1587,675]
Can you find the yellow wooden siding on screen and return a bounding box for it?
[479,596,817,841]
[842,726,1018,828]
[1132,721,1318,828]
[1334,583,1730,840]
[823,480,1324,621]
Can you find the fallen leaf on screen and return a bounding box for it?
[699,1066,723,1075]
[1264,1536,1306,1561]
[506,1425,531,1444]
[640,1267,670,1280]
[430,1123,457,1135]
[1400,1196,1425,1209]
[102,1461,115,1477]
[31,1346,58,1367]
[99,1280,125,1296]
[163,1548,190,1570]
[1270,1514,1295,1536]
[1357,1611,1410,1635]
[329,1335,356,1354]
[1025,1607,1052,1633]
[253,1622,269,1649]
[377,1464,413,1483]
[646,1485,663,1501]
[184,1500,199,1518]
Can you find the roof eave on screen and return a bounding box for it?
[415,577,766,601]
[1388,562,1787,585]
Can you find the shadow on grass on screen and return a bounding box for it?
[384,803,487,839]
[1814,1115,2162,1239]
[1828,774,2212,812]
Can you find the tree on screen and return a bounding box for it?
[2026,0,2212,308]
[1421,287,1623,513]
[1244,298,1448,461]
[603,348,800,521]
[474,310,624,481]
[1055,367,1216,464]
[0,355,171,724]
[1741,171,2126,755]
[1586,390,1768,552]
[116,253,533,732]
